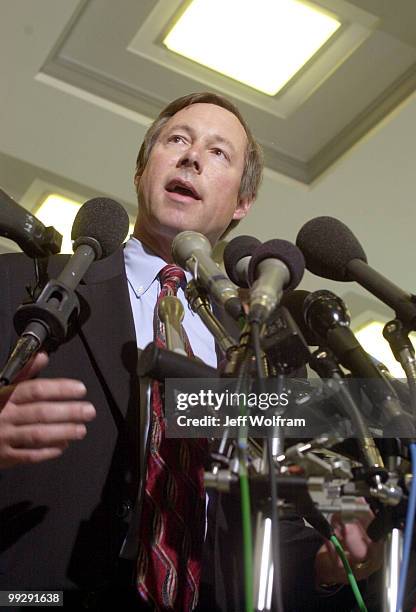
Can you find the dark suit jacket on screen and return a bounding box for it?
[0,249,140,596]
[0,249,361,611]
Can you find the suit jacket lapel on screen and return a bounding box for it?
[74,247,138,420]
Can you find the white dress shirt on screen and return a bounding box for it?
[124,236,217,368]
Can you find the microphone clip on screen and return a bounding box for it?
[261,306,310,374]
[14,278,80,351]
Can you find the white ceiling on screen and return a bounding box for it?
[1,0,416,328]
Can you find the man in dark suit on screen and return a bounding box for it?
[0,92,382,610]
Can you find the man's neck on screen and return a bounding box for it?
[133,228,173,263]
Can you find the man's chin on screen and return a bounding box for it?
[149,212,216,244]
[159,218,204,238]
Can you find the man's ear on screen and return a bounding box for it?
[233,195,254,221]
[133,168,142,190]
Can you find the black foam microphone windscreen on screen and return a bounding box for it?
[248,239,305,289]
[223,235,261,287]
[71,197,130,259]
[296,216,367,281]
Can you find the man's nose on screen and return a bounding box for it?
[177,147,201,173]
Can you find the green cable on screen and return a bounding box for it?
[233,320,254,612]
[235,351,254,612]
[239,444,254,612]
[330,535,368,612]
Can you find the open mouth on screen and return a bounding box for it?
[165,178,201,200]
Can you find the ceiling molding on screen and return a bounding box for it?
[36,0,416,184]
[308,62,416,182]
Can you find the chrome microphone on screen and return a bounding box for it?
[172,230,243,320]
[247,239,305,324]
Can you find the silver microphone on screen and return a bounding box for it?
[172,231,243,320]
[247,239,305,324]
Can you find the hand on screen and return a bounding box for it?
[0,353,96,468]
[315,502,384,586]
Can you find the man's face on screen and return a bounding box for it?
[134,103,253,245]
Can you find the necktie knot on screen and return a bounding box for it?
[158,264,186,296]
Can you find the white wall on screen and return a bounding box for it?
[234,91,416,323]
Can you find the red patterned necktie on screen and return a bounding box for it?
[137,264,207,611]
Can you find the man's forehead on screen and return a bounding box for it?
[162,103,247,145]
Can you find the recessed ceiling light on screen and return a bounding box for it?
[35,194,134,254]
[355,320,416,378]
[163,0,340,96]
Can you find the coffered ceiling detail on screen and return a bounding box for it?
[38,0,416,183]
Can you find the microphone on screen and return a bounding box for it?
[0,188,62,257]
[247,239,305,324]
[282,291,414,407]
[138,342,218,380]
[296,216,416,330]
[185,280,236,354]
[303,290,414,436]
[171,230,244,320]
[223,234,261,288]
[70,197,129,260]
[0,198,129,384]
[261,306,310,374]
[158,297,187,355]
[281,289,388,476]
[280,291,350,379]
[280,290,321,346]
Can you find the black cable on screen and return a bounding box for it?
[251,321,284,612]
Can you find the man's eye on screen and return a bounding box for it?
[168,135,185,144]
[212,148,227,159]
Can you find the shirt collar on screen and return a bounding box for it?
[124,236,191,298]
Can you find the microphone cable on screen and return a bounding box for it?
[235,352,254,612]
[396,442,416,612]
[330,535,368,612]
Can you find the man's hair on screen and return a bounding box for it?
[134,92,263,236]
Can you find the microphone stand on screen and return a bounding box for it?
[252,307,311,612]
[383,319,416,419]
[365,447,405,612]
[309,349,387,484]
[380,321,416,611]
[185,280,236,354]
[186,284,249,486]
[309,348,408,611]
[250,321,284,612]
[383,523,403,612]
[252,370,283,612]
